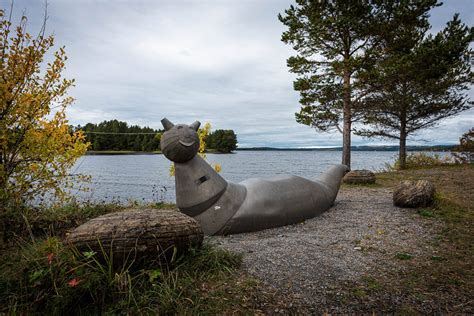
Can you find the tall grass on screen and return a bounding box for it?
[0,201,176,242]
[0,237,243,314]
[384,152,453,171]
[0,200,254,314]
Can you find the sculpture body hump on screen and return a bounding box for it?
[160,118,348,235]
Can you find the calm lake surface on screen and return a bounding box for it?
[70,150,408,204]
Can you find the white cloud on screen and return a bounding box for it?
[10,0,474,147]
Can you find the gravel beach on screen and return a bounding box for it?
[211,186,442,313]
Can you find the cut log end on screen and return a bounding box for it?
[343,169,376,185]
[67,209,203,267]
[393,180,436,208]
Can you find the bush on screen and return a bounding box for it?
[386,152,453,170]
[0,8,88,209]
[0,238,242,314]
[206,129,238,153]
[452,128,474,164]
[1,202,124,242]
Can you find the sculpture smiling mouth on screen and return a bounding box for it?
[179,140,195,147]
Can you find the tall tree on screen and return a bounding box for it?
[356,4,473,169]
[279,0,379,168]
[206,129,238,153]
[77,120,162,151]
[0,7,88,208]
[452,128,473,163]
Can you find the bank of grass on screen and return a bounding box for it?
[0,202,274,314]
[350,164,473,312]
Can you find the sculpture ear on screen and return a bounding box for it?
[190,121,201,131]
[161,118,174,131]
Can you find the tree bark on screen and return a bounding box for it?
[342,66,352,169]
[399,112,407,169]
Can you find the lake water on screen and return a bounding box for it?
[69,150,406,204]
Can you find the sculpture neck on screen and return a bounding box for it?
[174,155,228,216]
[318,164,349,200]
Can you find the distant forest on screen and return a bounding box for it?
[76,120,238,153]
[76,120,162,151]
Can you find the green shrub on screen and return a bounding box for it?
[451,128,473,164]
[418,209,435,218]
[386,152,453,170]
[1,202,124,242]
[395,252,413,260]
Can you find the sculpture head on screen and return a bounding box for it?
[160,118,201,163]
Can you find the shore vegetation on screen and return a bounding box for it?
[0,7,88,214]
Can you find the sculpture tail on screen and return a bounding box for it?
[318,164,349,202]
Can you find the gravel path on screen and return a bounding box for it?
[211,187,442,313]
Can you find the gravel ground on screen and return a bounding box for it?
[211,186,442,313]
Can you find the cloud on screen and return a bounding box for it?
[10,0,474,147]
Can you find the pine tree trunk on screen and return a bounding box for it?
[342,68,352,169]
[399,135,407,169]
[399,117,407,170]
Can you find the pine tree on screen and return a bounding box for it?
[356,5,473,169]
[279,0,380,168]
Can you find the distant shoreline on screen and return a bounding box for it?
[85,150,162,155]
[236,145,456,152]
[85,145,456,155]
[84,149,233,155]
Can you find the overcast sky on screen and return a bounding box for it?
[10,0,474,147]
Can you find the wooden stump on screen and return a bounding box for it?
[393,180,436,208]
[343,169,376,184]
[67,209,203,266]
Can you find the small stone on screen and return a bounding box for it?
[354,246,362,250]
[393,180,436,208]
[343,169,376,184]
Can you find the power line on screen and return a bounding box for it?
[81,131,159,135]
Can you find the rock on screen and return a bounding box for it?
[343,169,376,184]
[67,209,203,266]
[393,180,435,208]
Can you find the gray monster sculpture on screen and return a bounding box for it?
[160,118,349,235]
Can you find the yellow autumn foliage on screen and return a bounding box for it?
[0,9,88,208]
[198,122,222,172]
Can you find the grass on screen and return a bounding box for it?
[353,163,474,312]
[1,163,472,313]
[417,209,435,217]
[0,202,275,314]
[395,252,413,260]
[0,237,255,314]
[1,201,177,241]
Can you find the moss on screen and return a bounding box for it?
[417,209,435,218]
[395,252,413,260]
